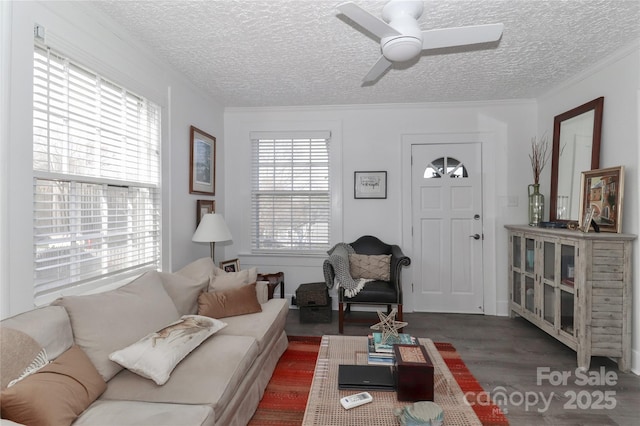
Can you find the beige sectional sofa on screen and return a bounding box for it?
[0,257,289,426]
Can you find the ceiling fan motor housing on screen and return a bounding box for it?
[381,0,424,62]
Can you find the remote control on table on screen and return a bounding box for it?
[340,392,373,409]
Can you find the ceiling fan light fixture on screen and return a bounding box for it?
[382,36,422,62]
[337,1,504,83]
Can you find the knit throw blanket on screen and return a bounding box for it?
[324,243,371,298]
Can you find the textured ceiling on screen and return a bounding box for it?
[92,0,640,108]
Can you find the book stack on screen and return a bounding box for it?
[367,332,416,365]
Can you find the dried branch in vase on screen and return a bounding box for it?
[529,133,551,184]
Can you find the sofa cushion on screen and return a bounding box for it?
[75,400,214,426]
[209,267,257,292]
[217,298,288,353]
[109,315,226,385]
[0,345,106,426]
[198,283,262,319]
[53,271,180,381]
[0,305,73,363]
[160,271,209,316]
[175,257,216,282]
[102,334,259,419]
[349,253,391,281]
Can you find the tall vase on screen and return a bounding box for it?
[528,184,544,226]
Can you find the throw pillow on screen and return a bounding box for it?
[198,283,263,319]
[53,270,181,381]
[349,254,391,281]
[256,280,269,304]
[109,315,226,385]
[0,345,106,426]
[160,271,210,316]
[208,266,258,292]
[174,257,216,282]
[0,328,44,390]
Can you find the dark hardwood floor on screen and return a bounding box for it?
[285,310,640,426]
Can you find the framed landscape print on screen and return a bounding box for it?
[354,171,387,199]
[196,199,215,228]
[579,166,624,233]
[189,126,216,195]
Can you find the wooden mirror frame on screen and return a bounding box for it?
[549,97,604,222]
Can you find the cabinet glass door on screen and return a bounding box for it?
[543,241,555,281]
[560,290,575,335]
[559,243,575,335]
[512,271,521,306]
[543,284,555,324]
[542,241,556,325]
[561,244,575,288]
[511,235,522,306]
[525,276,535,313]
[512,235,521,269]
[525,238,535,273]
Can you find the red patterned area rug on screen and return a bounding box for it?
[434,342,509,426]
[248,336,508,426]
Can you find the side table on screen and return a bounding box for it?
[257,272,284,300]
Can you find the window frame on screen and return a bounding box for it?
[250,131,332,255]
[32,43,162,301]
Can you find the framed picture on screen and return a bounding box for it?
[196,200,215,228]
[220,258,240,273]
[580,207,595,233]
[354,171,387,199]
[189,126,216,195]
[579,166,624,233]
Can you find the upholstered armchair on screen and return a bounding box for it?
[323,235,411,334]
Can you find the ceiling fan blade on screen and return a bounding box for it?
[422,23,504,50]
[337,2,401,40]
[363,56,393,83]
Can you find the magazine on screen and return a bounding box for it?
[372,332,416,353]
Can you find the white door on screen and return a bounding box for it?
[411,143,484,313]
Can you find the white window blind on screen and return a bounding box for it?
[32,44,161,297]
[251,132,331,253]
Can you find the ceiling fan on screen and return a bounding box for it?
[337,0,504,83]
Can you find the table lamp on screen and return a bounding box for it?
[192,213,232,262]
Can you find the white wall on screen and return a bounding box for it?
[538,41,640,374]
[0,1,224,318]
[224,101,537,315]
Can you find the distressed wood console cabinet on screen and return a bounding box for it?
[505,225,635,371]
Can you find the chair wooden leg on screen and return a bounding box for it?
[397,304,404,332]
[339,302,345,334]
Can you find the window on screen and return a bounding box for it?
[32,45,161,298]
[424,156,468,179]
[250,131,331,253]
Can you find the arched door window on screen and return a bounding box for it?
[423,156,468,179]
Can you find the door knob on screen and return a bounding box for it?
[470,234,480,240]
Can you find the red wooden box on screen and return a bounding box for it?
[393,343,434,402]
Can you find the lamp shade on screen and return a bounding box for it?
[192,213,232,243]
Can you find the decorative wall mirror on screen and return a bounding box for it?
[549,97,604,222]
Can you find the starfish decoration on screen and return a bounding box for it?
[370,308,408,345]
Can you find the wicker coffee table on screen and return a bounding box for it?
[302,335,482,426]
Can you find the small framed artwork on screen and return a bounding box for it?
[220,258,240,273]
[189,126,216,195]
[579,166,624,233]
[579,207,595,233]
[354,171,387,199]
[196,200,215,228]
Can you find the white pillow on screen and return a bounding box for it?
[208,267,258,292]
[109,315,226,385]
